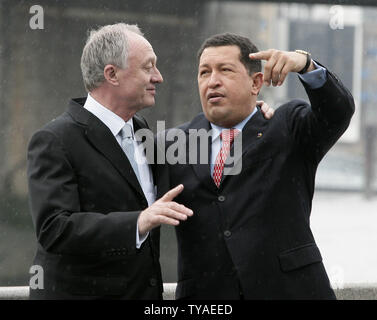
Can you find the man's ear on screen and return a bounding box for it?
[251,72,264,95]
[104,64,119,86]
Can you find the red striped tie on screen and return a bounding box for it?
[213,128,240,187]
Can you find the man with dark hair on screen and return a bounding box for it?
[157,33,355,299]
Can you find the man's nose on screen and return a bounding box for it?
[152,67,163,83]
[208,72,221,88]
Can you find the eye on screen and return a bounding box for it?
[199,70,209,76]
[144,61,155,70]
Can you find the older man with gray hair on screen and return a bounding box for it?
[27,23,193,299]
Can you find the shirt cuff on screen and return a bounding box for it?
[298,60,327,89]
[136,224,149,249]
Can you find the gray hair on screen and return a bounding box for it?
[80,23,143,92]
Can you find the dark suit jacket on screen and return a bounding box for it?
[157,69,355,299]
[27,98,162,299]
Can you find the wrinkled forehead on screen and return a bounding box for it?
[199,45,241,67]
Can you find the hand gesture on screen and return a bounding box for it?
[138,184,193,236]
[249,49,314,87]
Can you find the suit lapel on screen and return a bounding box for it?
[183,109,269,191]
[221,108,269,185]
[67,98,146,199]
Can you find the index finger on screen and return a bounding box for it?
[160,184,184,202]
[249,50,272,61]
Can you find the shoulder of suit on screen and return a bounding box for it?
[155,115,203,148]
[276,99,310,114]
[176,120,192,132]
[159,113,206,134]
[30,109,81,144]
[177,112,207,131]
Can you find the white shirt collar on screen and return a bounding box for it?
[83,93,134,137]
[210,107,258,142]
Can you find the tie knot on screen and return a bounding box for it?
[220,128,240,144]
[120,123,133,140]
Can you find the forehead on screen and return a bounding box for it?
[127,32,156,62]
[199,45,241,67]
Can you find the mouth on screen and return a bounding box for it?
[207,92,225,103]
[147,87,156,95]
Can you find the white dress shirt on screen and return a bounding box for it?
[83,93,154,248]
[210,108,257,175]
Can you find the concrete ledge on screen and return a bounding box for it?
[333,283,377,300]
[0,283,376,300]
[0,286,29,300]
[163,283,176,300]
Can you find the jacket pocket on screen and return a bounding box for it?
[278,243,322,272]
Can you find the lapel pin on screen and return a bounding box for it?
[257,132,263,138]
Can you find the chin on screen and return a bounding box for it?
[144,99,156,108]
[207,110,231,126]
[212,116,238,128]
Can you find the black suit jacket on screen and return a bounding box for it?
[27,98,162,299]
[157,69,355,299]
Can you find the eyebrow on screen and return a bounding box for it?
[199,62,237,69]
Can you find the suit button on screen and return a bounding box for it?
[224,230,232,238]
[218,195,226,202]
[149,278,157,287]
